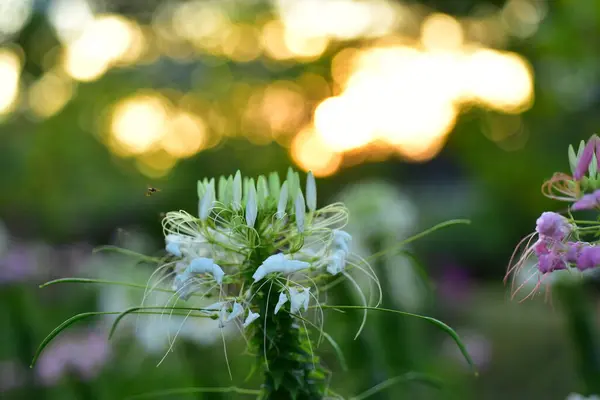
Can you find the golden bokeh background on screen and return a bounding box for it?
[0,0,542,178]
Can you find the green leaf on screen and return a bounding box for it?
[350,372,443,400]
[30,311,119,368]
[31,308,213,368]
[126,386,261,399]
[367,219,471,262]
[92,246,161,263]
[318,305,477,375]
[321,332,348,372]
[40,277,166,292]
[108,306,213,339]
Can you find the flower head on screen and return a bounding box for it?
[535,212,573,240]
[508,135,600,302]
[157,168,377,334]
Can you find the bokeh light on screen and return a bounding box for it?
[291,126,342,177]
[0,0,33,38]
[62,15,145,82]
[309,11,534,163]
[110,94,171,156]
[28,71,75,118]
[160,111,208,158]
[0,1,538,176]
[0,48,22,115]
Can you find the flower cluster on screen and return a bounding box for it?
[507,135,600,299]
[148,168,378,398]
[157,169,373,331]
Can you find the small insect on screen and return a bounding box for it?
[146,186,161,196]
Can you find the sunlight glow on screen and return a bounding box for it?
[291,126,342,177]
[63,15,145,82]
[307,12,534,164]
[109,93,212,176]
[28,71,74,118]
[160,111,208,158]
[0,48,22,115]
[111,94,171,155]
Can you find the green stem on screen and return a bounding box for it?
[246,249,326,400]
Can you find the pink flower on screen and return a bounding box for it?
[572,190,600,211]
[574,135,600,180]
[576,245,600,271]
[535,212,572,240]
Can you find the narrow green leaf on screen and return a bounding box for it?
[127,386,261,399]
[40,278,168,293]
[108,306,213,339]
[39,278,209,298]
[322,331,348,372]
[31,311,120,368]
[350,372,443,400]
[318,305,477,374]
[367,219,471,262]
[31,308,213,368]
[92,246,161,263]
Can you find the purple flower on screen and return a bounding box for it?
[533,238,550,256]
[572,190,600,211]
[0,244,39,284]
[576,245,600,271]
[574,135,600,180]
[36,329,110,386]
[537,251,567,274]
[566,241,586,263]
[535,212,572,240]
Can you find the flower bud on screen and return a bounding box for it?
[276,182,288,219]
[246,181,257,228]
[306,171,317,212]
[233,170,242,210]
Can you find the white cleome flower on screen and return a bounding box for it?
[151,168,379,338]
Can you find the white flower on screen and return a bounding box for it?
[165,234,184,257]
[326,250,347,275]
[187,257,225,285]
[274,292,288,314]
[289,286,310,314]
[243,310,260,327]
[252,253,311,282]
[332,230,352,253]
